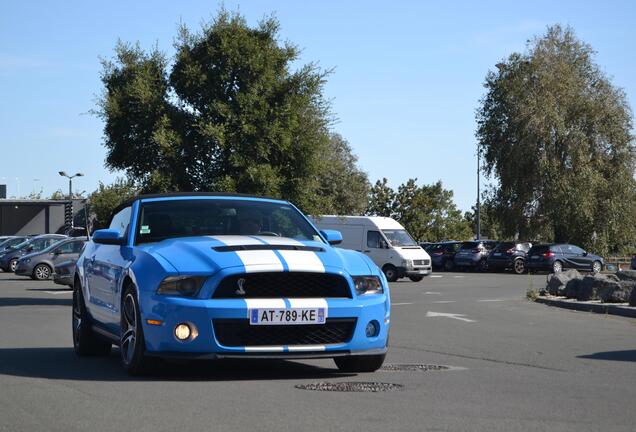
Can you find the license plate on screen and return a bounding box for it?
[249,308,326,325]
[531,256,539,260]
[493,252,502,256]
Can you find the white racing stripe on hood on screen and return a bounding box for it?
[252,236,326,272]
[235,250,284,273]
[208,235,263,246]
[277,250,325,272]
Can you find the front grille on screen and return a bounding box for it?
[413,259,430,266]
[213,318,357,347]
[212,272,352,299]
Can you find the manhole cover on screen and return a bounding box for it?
[295,382,403,392]
[380,363,450,372]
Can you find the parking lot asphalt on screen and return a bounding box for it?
[1,271,635,432]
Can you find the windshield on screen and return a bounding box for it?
[137,199,322,244]
[382,230,417,247]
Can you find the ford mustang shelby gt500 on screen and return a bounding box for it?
[73,193,390,375]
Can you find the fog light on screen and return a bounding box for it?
[174,323,191,341]
[365,320,380,338]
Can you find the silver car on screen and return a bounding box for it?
[15,237,87,280]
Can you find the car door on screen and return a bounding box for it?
[85,206,132,327]
[365,230,390,269]
[567,245,590,269]
[50,241,76,267]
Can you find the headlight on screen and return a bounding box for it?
[156,276,206,297]
[401,259,413,269]
[352,276,384,296]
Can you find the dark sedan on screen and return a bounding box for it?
[53,260,77,287]
[0,234,67,272]
[15,237,86,280]
[425,241,462,271]
[453,240,498,271]
[526,244,604,273]
[486,241,532,274]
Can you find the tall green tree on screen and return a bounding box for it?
[97,9,363,214]
[476,25,636,254]
[367,178,471,241]
[366,178,395,217]
[315,134,370,215]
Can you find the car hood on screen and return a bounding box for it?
[137,235,374,275]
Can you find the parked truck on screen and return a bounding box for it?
[311,216,432,282]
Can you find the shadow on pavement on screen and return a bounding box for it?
[0,347,354,382]
[0,297,72,307]
[578,350,636,362]
[26,288,72,292]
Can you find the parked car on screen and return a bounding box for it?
[631,253,636,270]
[53,260,78,287]
[526,244,604,273]
[311,215,432,282]
[0,234,67,272]
[15,237,87,280]
[453,240,498,271]
[425,241,462,271]
[486,241,532,274]
[73,193,390,375]
[0,236,29,253]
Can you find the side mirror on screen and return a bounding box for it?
[93,229,125,246]
[320,229,342,245]
[26,246,34,252]
[583,251,588,256]
[380,240,389,249]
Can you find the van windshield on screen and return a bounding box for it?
[382,230,418,247]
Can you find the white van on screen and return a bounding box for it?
[311,215,432,282]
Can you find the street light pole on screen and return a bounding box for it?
[58,171,84,199]
[476,144,481,241]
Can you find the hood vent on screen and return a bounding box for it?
[213,244,325,253]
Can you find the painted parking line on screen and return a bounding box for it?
[478,299,508,302]
[424,291,442,295]
[393,302,414,306]
[43,291,72,295]
[426,311,476,323]
[453,275,465,278]
[431,300,456,304]
[430,275,443,278]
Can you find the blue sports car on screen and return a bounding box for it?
[73,193,390,375]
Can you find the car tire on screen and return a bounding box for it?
[513,259,526,275]
[443,260,454,272]
[33,264,52,280]
[334,353,386,373]
[552,260,563,273]
[408,275,424,282]
[592,261,602,274]
[73,279,112,356]
[120,284,151,375]
[9,258,18,273]
[478,259,488,272]
[383,265,399,283]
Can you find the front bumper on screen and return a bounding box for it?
[397,266,431,277]
[139,293,390,357]
[14,262,33,276]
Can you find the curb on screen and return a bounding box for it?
[535,297,636,319]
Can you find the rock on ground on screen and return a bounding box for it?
[576,274,621,301]
[616,270,636,282]
[546,270,582,296]
[599,281,635,303]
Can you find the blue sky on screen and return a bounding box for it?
[1,0,634,211]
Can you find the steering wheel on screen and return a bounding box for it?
[257,231,280,237]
